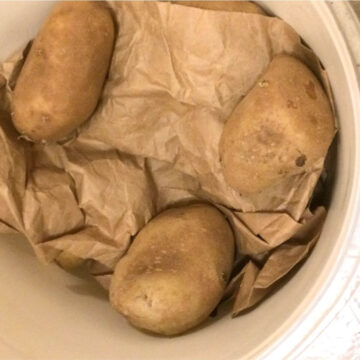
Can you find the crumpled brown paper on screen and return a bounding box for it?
[228,207,326,315]
[0,1,335,316]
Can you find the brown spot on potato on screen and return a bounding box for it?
[305,80,317,100]
[256,125,283,146]
[295,154,307,167]
[310,116,318,125]
[287,99,297,109]
[41,115,51,123]
[35,48,45,58]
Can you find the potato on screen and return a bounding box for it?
[109,204,234,336]
[219,55,335,194]
[173,1,265,14]
[12,1,115,142]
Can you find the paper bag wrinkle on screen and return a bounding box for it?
[238,212,302,247]
[254,235,319,290]
[0,110,26,233]
[23,168,85,244]
[34,148,63,172]
[94,273,112,290]
[0,1,334,320]
[231,207,326,314]
[254,208,326,290]
[0,221,18,234]
[218,205,273,255]
[295,206,327,240]
[62,146,156,247]
[223,257,250,301]
[231,236,317,315]
[165,4,273,109]
[39,227,125,269]
[218,205,325,261]
[232,261,261,315]
[146,158,200,210]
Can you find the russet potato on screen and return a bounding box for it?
[219,55,335,194]
[110,204,234,336]
[12,1,115,142]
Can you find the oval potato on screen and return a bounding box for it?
[109,204,234,336]
[173,1,265,14]
[219,54,335,194]
[12,1,115,142]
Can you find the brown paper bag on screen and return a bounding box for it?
[0,1,335,316]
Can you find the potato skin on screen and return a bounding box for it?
[109,204,234,336]
[173,1,265,14]
[12,1,115,142]
[219,55,335,194]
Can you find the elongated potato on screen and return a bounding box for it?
[110,204,234,336]
[173,1,265,14]
[219,55,335,194]
[12,1,115,142]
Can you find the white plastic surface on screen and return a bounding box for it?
[298,4,360,359]
[0,2,359,360]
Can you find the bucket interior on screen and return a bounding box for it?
[0,2,357,359]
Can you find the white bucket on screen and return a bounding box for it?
[0,2,359,359]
